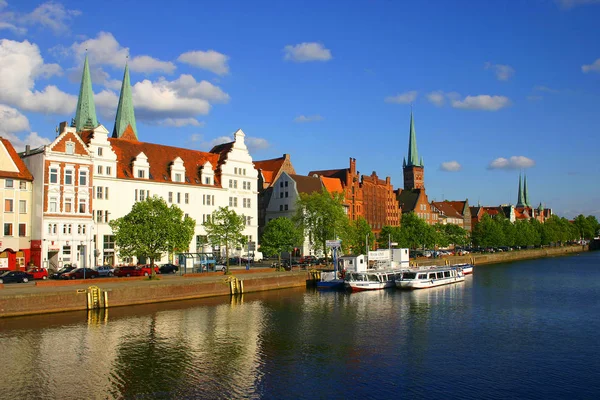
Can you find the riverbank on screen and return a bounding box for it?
[0,245,589,318]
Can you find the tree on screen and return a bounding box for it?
[260,217,303,267]
[399,212,436,249]
[344,217,374,255]
[294,189,347,262]
[203,207,246,273]
[109,196,195,278]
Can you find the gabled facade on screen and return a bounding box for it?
[0,138,34,270]
[430,201,465,228]
[396,188,434,224]
[442,200,472,231]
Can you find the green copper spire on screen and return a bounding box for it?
[523,174,530,207]
[73,54,98,132]
[517,172,525,207]
[113,63,138,139]
[407,110,422,167]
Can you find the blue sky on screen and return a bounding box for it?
[0,0,599,219]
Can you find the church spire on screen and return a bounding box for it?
[523,173,530,207]
[73,54,98,132]
[517,172,525,207]
[113,62,138,139]
[407,109,421,167]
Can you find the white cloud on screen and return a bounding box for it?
[0,39,76,115]
[581,58,600,73]
[427,91,445,107]
[245,137,270,152]
[71,32,176,74]
[157,118,204,127]
[22,2,81,34]
[0,21,26,35]
[487,156,535,170]
[451,95,511,111]
[484,62,515,81]
[165,74,230,103]
[178,50,230,75]
[384,91,417,104]
[283,42,332,62]
[556,0,600,9]
[294,114,324,123]
[0,104,30,132]
[440,161,462,172]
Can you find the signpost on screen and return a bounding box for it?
[326,240,342,277]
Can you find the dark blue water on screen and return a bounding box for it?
[1,252,599,399]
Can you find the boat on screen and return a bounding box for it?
[316,270,344,290]
[396,265,465,290]
[344,269,404,292]
[453,263,473,275]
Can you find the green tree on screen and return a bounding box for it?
[397,212,435,249]
[345,217,375,254]
[294,189,347,262]
[109,196,195,278]
[260,217,303,267]
[472,214,503,247]
[203,207,246,273]
[441,223,470,249]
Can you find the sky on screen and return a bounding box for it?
[0,0,599,219]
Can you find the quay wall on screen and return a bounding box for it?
[0,271,307,318]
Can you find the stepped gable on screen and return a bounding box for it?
[209,141,234,170]
[0,138,34,181]
[109,138,221,186]
[289,174,323,195]
[320,176,343,193]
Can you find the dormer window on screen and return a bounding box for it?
[66,141,75,155]
[138,170,145,178]
[170,157,185,183]
[199,161,214,186]
[175,173,182,182]
[132,152,150,180]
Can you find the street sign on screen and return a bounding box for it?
[326,240,341,248]
[248,241,256,251]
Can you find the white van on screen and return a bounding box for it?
[242,251,263,262]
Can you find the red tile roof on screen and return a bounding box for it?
[253,156,286,174]
[321,176,343,193]
[0,137,34,181]
[108,138,221,186]
[432,201,463,219]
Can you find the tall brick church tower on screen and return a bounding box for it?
[402,110,424,190]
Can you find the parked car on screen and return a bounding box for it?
[27,268,48,280]
[0,270,33,284]
[138,265,160,276]
[61,268,99,280]
[214,264,227,272]
[114,266,143,277]
[159,264,179,274]
[299,255,318,265]
[50,266,76,279]
[94,265,114,277]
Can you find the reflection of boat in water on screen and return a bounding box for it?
[344,270,403,292]
[316,270,344,290]
[397,266,465,290]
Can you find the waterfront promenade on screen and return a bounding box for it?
[0,245,588,318]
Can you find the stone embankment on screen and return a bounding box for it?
[0,245,589,318]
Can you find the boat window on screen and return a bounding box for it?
[402,272,417,280]
[444,271,451,278]
[428,273,436,279]
[368,274,379,282]
[436,272,444,279]
[417,273,427,279]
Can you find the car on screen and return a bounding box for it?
[50,266,76,279]
[94,265,114,277]
[138,265,160,276]
[61,268,99,280]
[27,268,48,280]
[214,264,227,272]
[114,266,143,277]
[0,270,33,284]
[159,264,179,274]
[299,255,318,265]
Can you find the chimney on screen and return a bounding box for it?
[25,145,30,155]
[58,121,68,136]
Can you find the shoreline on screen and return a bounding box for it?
[0,245,589,318]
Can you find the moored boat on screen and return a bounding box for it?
[344,270,403,292]
[454,263,473,275]
[317,271,344,290]
[396,266,465,290]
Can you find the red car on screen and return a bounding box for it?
[138,265,160,276]
[27,268,48,280]
[114,266,143,277]
[61,268,99,280]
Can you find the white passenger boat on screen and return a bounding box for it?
[454,263,473,275]
[396,266,465,290]
[344,270,403,292]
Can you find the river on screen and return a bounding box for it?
[1,252,599,399]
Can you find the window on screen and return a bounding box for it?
[64,170,73,185]
[77,225,82,234]
[243,169,246,175]
[66,142,75,154]
[168,192,173,203]
[280,205,283,211]
[19,200,26,213]
[19,181,26,190]
[5,179,13,188]
[234,167,238,174]
[138,169,145,178]
[63,224,72,234]
[96,210,102,222]
[79,170,87,186]
[285,181,288,187]
[185,213,189,219]
[177,193,181,204]
[98,147,103,156]
[284,204,288,211]
[280,192,283,198]
[106,166,111,175]
[280,181,283,188]
[229,179,233,188]
[175,173,182,182]
[98,165,103,175]
[205,177,211,185]
[5,199,13,212]
[96,186,103,199]
[134,189,138,201]
[285,191,288,198]
[139,190,146,201]
[233,180,237,189]
[104,211,109,223]
[79,198,86,213]
[4,223,12,236]
[49,197,57,212]
[229,197,238,207]
[65,197,72,213]
[243,198,251,208]
[105,187,109,200]
[185,193,189,204]
[50,168,58,184]
[103,235,115,251]
[63,246,71,255]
